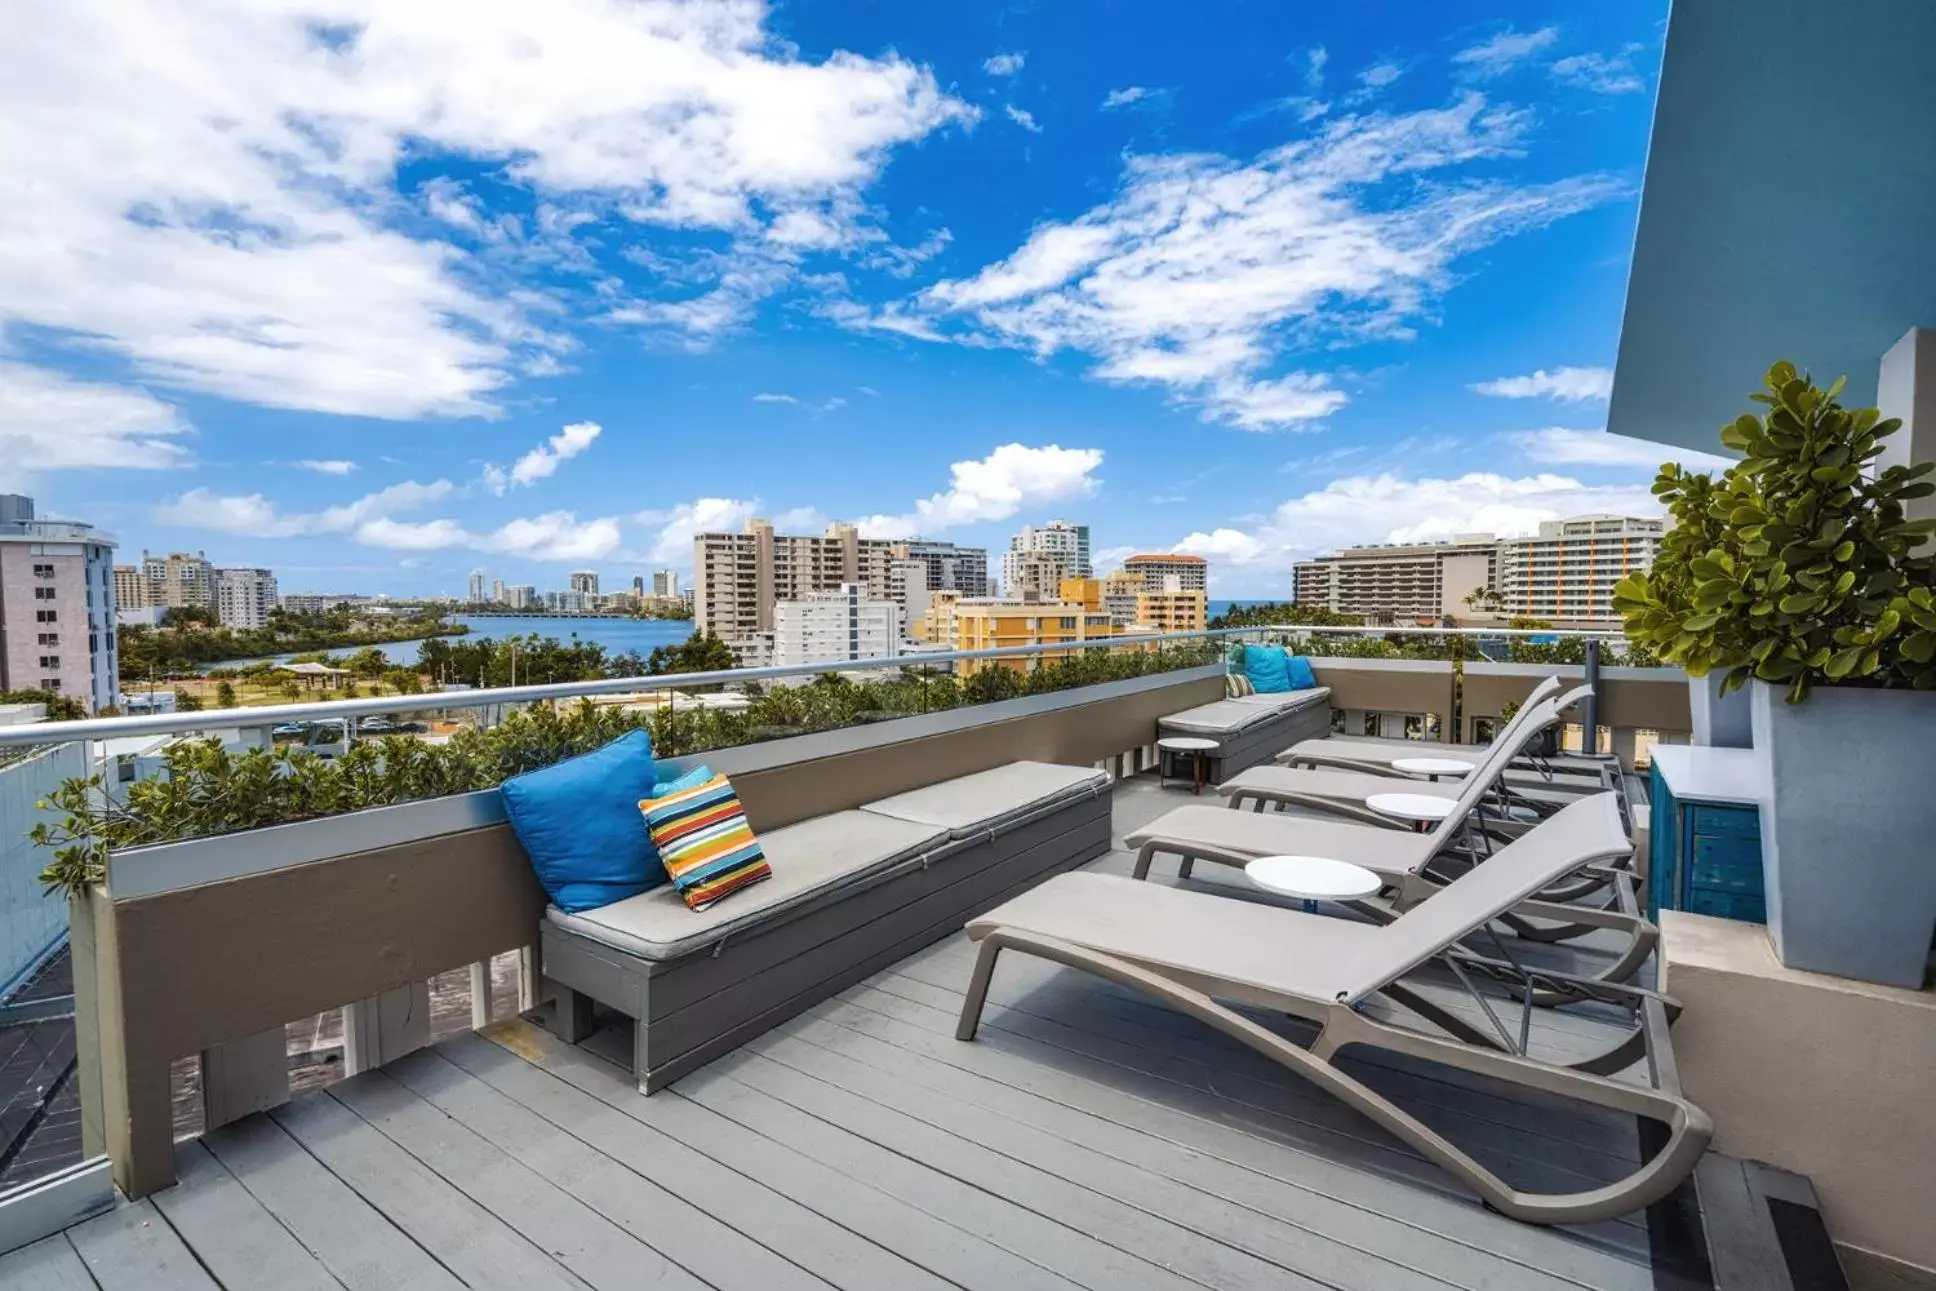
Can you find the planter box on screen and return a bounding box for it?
[1751,681,1936,988]
[1688,673,1752,748]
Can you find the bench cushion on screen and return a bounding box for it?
[860,761,1109,838]
[547,809,948,962]
[1160,688,1329,737]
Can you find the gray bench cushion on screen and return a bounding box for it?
[860,761,1109,838]
[1161,687,1329,737]
[547,809,948,962]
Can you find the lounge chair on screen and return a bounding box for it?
[959,793,1710,1225]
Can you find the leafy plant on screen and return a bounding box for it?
[0,689,86,721]
[1615,362,1936,701]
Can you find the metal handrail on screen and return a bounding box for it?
[0,621,1629,747]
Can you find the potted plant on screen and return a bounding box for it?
[1615,362,1936,986]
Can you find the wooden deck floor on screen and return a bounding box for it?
[3,777,1685,1291]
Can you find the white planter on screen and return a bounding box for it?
[1751,680,1936,988]
[1687,672,1752,748]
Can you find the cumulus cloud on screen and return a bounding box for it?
[295,459,358,476]
[1506,427,1733,472]
[984,52,1026,77]
[1551,48,1647,95]
[1358,62,1405,90]
[153,479,456,539]
[509,421,601,487]
[904,94,1623,430]
[637,497,761,564]
[0,361,191,475]
[855,443,1104,538]
[1452,27,1559,77]
[1102,86,1153,110]
[1470,366,1614,401]
[0,1,974,420]
[1004,105,1043,133]
[1302,47,1329,91]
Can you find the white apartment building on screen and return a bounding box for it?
[1123,553,1207,594]
[888,558,931,640]
[505,585,536,609]
[542,589,588,613]
[140,550,216,611]
[1001,520,1091,594]
[491,579,505,604]
[111,564,148,611]
[651,569,680,598]
[1293,533,1500,622]
[891,540,988,595]
[1496,515,1666,627]
[694,519,896,642]
[467,570,487,603]
[278,593,358,615]
[569,570,599,596]
[772,583,902,673]
[214,567,279,629]
[0,494,119,712]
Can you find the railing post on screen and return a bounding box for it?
[1582,638,1602,755]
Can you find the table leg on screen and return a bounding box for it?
[1192,753,1204,795]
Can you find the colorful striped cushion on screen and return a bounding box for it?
[638,772,772,911]
[1224,672,1256,698]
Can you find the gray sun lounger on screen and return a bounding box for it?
[960,792,1711,1224]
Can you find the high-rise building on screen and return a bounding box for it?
[141,550,216,610]
[890,540,988,596]
[1123,553,1208,594]
[651,569,680,598]
[111,564,149,611]
[0,494,119,712]
[772,584,902,671]
[491,578,505,604]
[467,569,487,603]
[569,570,599,597]
[1101,569,1146,623]
[543,589,588,613]
[889,559,931,640]
[1496,515,1665,627]
[694,519,896,643]
[505,585,536,609]
[1293,532,1499,622]
[1001,520,1090,593]
[1058,577,1103,612]
[1006,552,1068,601]
[214,567,279,629]
[934,598,1121,676]
[1134,588,1209,634]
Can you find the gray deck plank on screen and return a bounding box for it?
[66,1200,218,1291]
[736,1023,1639,1291]
[380,1049,835,1291]
[676,1061,1201,1291]
[269,1093,590,1291]
[0,1235,99,1291]
[327,1071,709,1291]
[761,1005,1651,1291]
[438,1029,953,1291]
[697,1048,1432,1291]
[150,1139,345,1291]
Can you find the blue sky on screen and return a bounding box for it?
[1,0,1720,597]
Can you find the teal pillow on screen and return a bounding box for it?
[1285,653,1318,690]
[652,764,715,796]
[1243,644,1292,693]
[500,729,665,913]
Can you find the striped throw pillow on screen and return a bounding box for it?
[1225,672,1256,698]
[638,773,772,911]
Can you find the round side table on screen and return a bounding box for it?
[1245,854,1383,913]
[1157,736,1219,794]
[1391,756,1473,783]
[1366,791,1456,834]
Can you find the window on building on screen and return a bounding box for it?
[40,679,61,692]
[40,655,61,668]
[33,563,55,578]
[34,585,55,600]
[36,609,56,623]
[38,633,58,646]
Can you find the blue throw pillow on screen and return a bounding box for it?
[1243,644,1292,693]
[500,729,665,913]
[1285,653,1318,690]
[652,764,715,797]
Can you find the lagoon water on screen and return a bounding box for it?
[201,614,697,672]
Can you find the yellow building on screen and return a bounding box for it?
[1058,576,1103,612]
[917,588,963,645]
[1134,588,1209,634]
[945,599,1122,673]
[1101,569,1145,622]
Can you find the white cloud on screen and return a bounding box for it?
[752,392,800,404]
[1551,49,1647,95]
[855,443,1103,538]
[1005,105,1043,133]
[508,421,601,487]
[906,94,1623,430]
[1452,27,1559,77]
[0,361,191,474]
[1470,366,1614,401]
[984,52,1026,77]
[1359,62,1404,90]
[637,497,760,565]
[295,459,358,476]
[1173,528,1267,564]
[0,1,975,419]
[154,478,454,538]
[1102,86,1152,110]
[1303,47,1329,91]
[856,385,880,397]
[1506,427,1733,472]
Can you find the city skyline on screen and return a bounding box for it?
[4,2,1734,599]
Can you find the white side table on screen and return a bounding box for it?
[1391,756,1473,783]
[1245,854,1383,913]
[1366,791,1456,834]
[1157,736,1219,794]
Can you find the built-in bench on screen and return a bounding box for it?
[1158,687,1332,784]
[537,761,1113,1091]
